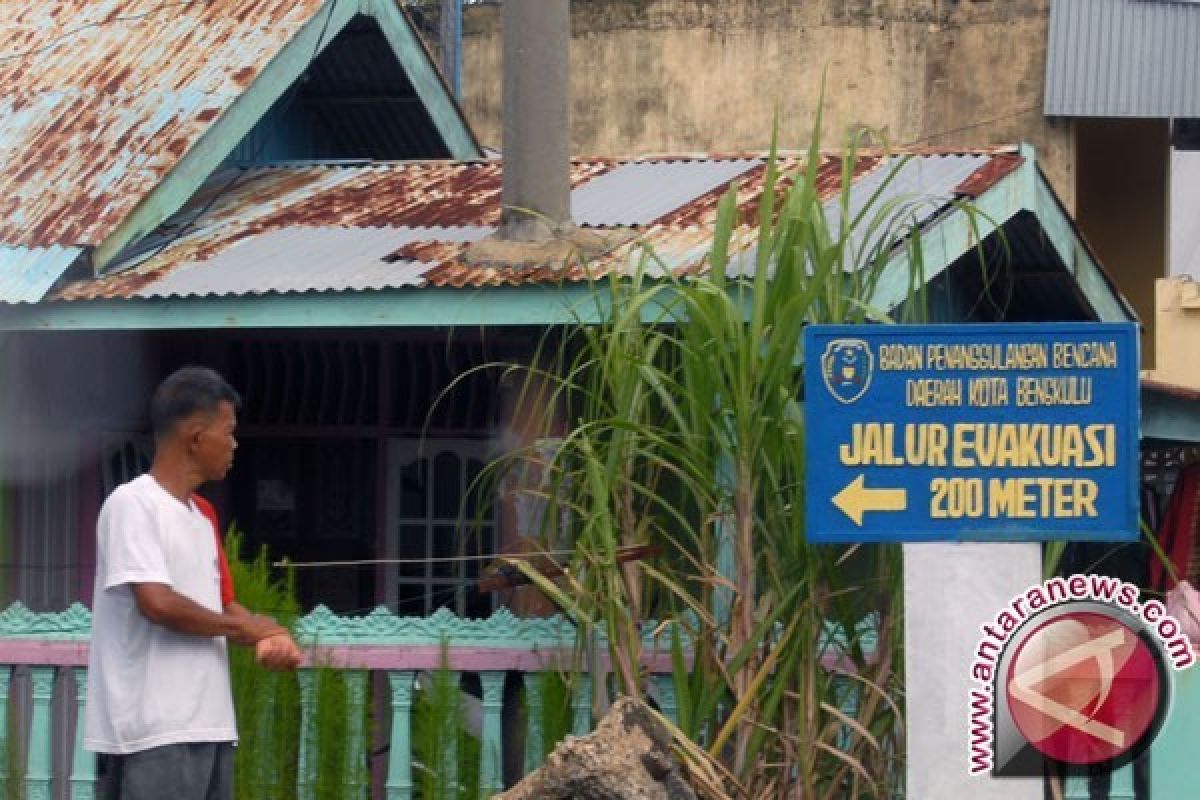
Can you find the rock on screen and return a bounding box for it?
[496,696,698,800]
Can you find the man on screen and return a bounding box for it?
[84,366,302,800]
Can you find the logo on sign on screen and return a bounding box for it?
[821,338,873,404]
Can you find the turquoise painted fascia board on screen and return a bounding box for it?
[1142,386,1200,443]
[1019,143,1137,324]
[0,285,612,331]
[93,0,480,272]
[366,0,481,160]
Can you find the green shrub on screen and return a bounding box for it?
[225,529,369,799]
[411,654,480,800]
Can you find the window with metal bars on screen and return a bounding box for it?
[385,439,495,618]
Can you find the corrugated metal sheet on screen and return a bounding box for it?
[0,0,328,249]
[822,154,992,264]
[571,159,761,226]
[1045,0,1200,117]
[0,245,83,303]
[50,150,1022,300]
[135,227,491,298]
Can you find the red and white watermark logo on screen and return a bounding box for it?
[968,575,1193,777]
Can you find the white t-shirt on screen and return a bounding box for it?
[83,474,238,754]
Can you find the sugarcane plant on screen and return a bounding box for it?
[471,111,1002,798]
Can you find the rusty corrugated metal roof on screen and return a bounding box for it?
[0,0,328,250]
[49,149,1023,300]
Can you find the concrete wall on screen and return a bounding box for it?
[1075,118,1170,367]
[459,0,1074,205]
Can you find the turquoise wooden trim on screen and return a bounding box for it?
[297,669,319,800]
[571,679,592,737]
[521,673,545,775]
[0,287,610,332]
[344,670,369,800]
[0,602,91,639]
[653,674,679,727]
[385,671,416,800]
[479,671,505,798]
[69,669,96,800]
[293,604,689,654]
[0,666,10,790]
[365,0,480,160]
[1142,385,1200,443]
[26,666,55,800]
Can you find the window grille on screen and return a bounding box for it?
[385,439,495,617]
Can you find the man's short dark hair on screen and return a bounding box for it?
[150,367,242,439]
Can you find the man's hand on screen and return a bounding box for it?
[255,632,303,671]
[227,612,289,647]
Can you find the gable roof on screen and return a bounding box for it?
[0,0,479,301]
[0,145,1133,331]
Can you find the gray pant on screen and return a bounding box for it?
[106,742,234,800]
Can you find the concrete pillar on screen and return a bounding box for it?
[499,0,571,241]
[904,543,1042,799]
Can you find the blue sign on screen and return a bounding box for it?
[804,323,1139,543]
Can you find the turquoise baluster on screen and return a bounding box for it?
[571,677,592,736]
[385,671,415,800]
[0,666,11,794]
[1062,763,1137,800]
[479,671,505,798]
[1108,761,1136,800]
[522,673,545,775]
[26,666,55,800]
[70,668,96,800]
[344,670,369,800]
[297,669,318,800]
[653,674,679,727]
[1062,770,1088,799]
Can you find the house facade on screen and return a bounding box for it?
[2,1,1193,799]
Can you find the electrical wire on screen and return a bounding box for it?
[270,544,663,569]
[905,105,1041,146]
